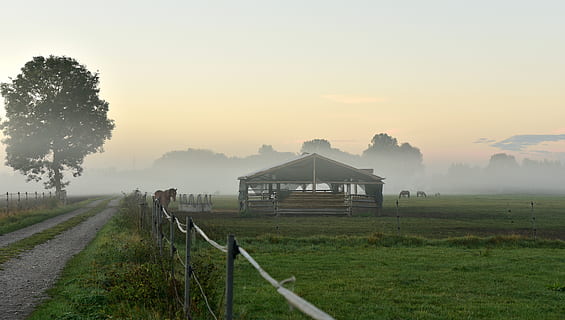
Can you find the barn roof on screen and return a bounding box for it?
[238,153,384,184]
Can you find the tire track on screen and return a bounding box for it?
[0,198,120,320]
[0,198,107,248]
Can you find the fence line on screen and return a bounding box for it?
[2,191,57,214]
[146,197,335,320]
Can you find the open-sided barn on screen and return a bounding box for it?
[238,153,384,215]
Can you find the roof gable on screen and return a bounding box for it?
[238,153,384,184]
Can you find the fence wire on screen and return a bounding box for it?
[193,223,228,253]
[155,200,335,320]
[193,271,220,320]
[238,247,335,320]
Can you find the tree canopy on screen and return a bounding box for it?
[0,55,115,193]
[300,139,332,154]
[362,133,423,174]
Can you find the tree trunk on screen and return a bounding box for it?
[52,151,63,196]
[53,165,62,195]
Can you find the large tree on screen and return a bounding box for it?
[300,138,332,154]
[362,133,423,175]
[0,56,115,194]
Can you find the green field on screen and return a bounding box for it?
[32,194,565,319]
[175,194,565,319]
[180,194,565,240]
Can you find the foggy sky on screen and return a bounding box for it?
[1,1,565,193]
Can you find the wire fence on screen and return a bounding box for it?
[141,194,335,320]
[2,191,60,214]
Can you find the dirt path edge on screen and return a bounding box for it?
[0,198,120,320]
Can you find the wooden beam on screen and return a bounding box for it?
[245,180,383,185]
[313,156,317,193]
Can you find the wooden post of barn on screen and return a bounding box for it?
[312,156,317,193]
[184,217,193,319]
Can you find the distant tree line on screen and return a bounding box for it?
[442,153,565,193]
[149,133,423,193]
[154,133,424,177]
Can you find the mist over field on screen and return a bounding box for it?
[2,138,565,196]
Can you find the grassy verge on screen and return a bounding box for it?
[0,199,110,267]
[29,194,565,319]
[0,197,101,235]
[28,193,188,320]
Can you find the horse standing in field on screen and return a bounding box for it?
[399,190,410,198]
[416,191,427,198]
[154,188,177,211]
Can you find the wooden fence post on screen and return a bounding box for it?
[531,201,536,241]
[226,234,236,320]
[170,213,175,277]
[396,200,400,235]
[5,192,8,213]
[185,217,193,319]
[158,204,163,256]
[152,198,156,240]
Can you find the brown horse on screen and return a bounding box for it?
[154,188,177,210]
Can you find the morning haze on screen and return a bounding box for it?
[1,1,565,195]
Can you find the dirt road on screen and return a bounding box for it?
[0,198,107,248]
[0,197,119,320]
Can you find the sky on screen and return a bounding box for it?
[1,0,565,178]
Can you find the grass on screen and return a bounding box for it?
[180,194,565,241]
[0,199,110,267]
[229,243,565,319]
[0,197,100,235]
[28,194,186,320]
[172,194,565,319]
[29,193,565,319]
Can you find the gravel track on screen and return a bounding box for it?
[0,198,120,320]
[0,198,107,248]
